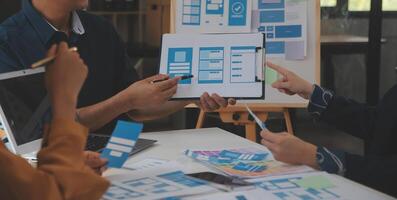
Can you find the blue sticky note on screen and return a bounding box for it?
[101,121,143,168]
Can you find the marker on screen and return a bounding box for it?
[31,47,78,69]
[151,75,194,83]
[245,104,267,131]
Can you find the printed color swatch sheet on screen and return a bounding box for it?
[160,33,265,99]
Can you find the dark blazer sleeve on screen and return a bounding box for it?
[108,23,139,94]
[320,96,376,141]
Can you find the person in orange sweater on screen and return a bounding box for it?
[0,42,109,200]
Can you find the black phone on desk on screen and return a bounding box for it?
[187,172,253,187]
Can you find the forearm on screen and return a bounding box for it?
[0,120,109,200]
[38,119,109,199]
[77,93,129,131]
[0,142,63,200]
[127,100,190,122]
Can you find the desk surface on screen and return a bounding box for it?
[106,128,265,176]
[105,128,395,199]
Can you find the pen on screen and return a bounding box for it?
[31,47,79,69]
[245,104,267,131]
[151,75,194,83]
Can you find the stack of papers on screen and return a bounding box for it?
[185,148,313,178]
[185,172,393,200]
[103,165,217,200]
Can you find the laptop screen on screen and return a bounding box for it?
[0,71,49,146]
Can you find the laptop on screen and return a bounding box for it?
[0,68,156,156]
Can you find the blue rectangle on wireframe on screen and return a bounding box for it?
[199,60,223,70]
[266,42,285,54]
[275,25,302,38]
[228,0,247,26]
[258,0,284,9]
[168,48,193,84]
[101,121,143,168]
[258,26,266,32]
[206,0,224,15]
[260,10,284,23]
[198,71,223,84]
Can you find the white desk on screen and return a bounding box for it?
[105,128,395,199]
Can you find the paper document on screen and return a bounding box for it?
[176,0,252,34]
[185,148,313,178]
[245,171,395,200]
[186,188,274,200]
[123,158,169,171]
[253,0,308,59]
[101,121,143,168]
[160,33,265,99]
[103,165,217,200]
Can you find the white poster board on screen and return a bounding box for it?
[171,0,320,107]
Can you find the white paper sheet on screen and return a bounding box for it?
[159,33,264,99]
[176,0,252,34]
[245,172,395,200]
[253,0,308,59]
[103,165,217,200]
[186,188,274,200]
[123,158,169,171]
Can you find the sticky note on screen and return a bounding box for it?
[265,67,279,85]
[294,175,335,190]
[285,41,305,60]
[101,121,143,168]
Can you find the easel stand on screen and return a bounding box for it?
[195,104,294,142]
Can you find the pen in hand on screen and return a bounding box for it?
[245,104,267,131]
[151,75,194,84]
[31,47,79,69]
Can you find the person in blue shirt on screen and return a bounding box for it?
[0,0,233,132]
[261,62,397,197]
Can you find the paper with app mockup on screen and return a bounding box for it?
[176,0,252,34]
[101,121,143,168]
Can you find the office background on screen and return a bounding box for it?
[1,0,397,159]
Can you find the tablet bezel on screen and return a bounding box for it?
[0,67,46,155]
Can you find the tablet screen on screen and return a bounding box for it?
[0,72,49,146]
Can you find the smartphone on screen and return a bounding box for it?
[187,172,253,187]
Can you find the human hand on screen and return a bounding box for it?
[260,130,319,169]
[84,151,108,175]
[196,93,237,111]
[45,42,88,119]
[117,74,181,111]
[267,62,314,100]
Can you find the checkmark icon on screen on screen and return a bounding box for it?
[234,5,242,12]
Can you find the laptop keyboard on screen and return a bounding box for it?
[85,134,110,152]
[85,134,157,155]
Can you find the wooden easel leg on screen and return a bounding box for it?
[195,110,206,129]
[245,123,257,142]
[283,109,294,135]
